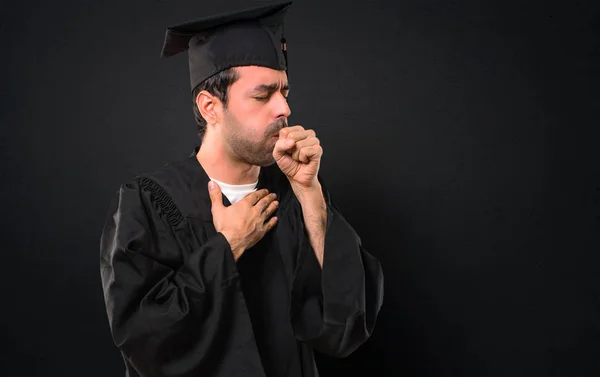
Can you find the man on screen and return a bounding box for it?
[99,2,384,376]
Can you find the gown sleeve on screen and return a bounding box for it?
[288,178,385,358]
[99,177,259,377]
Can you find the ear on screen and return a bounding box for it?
[196,90,223,126]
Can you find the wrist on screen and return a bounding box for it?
[291,180,323,204]
[220,231,245,260]
[293,183,327,226]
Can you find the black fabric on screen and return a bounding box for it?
[160,1,291,91]
[99,150,384,377]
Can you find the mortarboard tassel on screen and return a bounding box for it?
[281,22,288,76]
[281,37,288,75]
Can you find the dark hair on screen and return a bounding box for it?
[192,67,240,140]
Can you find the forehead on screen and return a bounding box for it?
[233,66,288,88]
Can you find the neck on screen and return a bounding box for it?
[196,133,260,185]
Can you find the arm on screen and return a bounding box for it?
[289,179,385,358]
[293,180,327,268]
[272,126,384,357]
[99,179,261,377]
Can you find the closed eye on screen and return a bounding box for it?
[251,83,290,102]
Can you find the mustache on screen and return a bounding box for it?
[266,118,288,136]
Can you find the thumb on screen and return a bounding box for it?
[208,181,223,209]
[273,138,295,161]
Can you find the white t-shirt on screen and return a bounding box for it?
[209,177,258,204]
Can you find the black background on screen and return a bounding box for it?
[1,0,599,376]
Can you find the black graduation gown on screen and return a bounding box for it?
[99,151,384,377]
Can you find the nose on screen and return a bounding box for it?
[274,92,291,120]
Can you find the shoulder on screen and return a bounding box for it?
[115,155,201,227]
[135,157,194,190]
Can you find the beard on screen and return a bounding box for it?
[223,109,288,167]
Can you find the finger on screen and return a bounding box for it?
[262,216,278,232]
[261,198,279,218]
[292,137,320,151]
[256,193,278,212]
[286,129,316,142]
[279,125,304,138]
[244,188,270,205]
[298,145,323,163]
[208,181,224,211]
[291,138,320,161]
[279,125,305,139]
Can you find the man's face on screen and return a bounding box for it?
[221,65,291,167]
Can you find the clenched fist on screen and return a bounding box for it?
[208,181,278,261]
[273,125,323,190]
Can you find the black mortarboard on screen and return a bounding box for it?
[160,1,292,92]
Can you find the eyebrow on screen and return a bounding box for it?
[251,83,290,93]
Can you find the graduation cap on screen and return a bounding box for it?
[160,1,292,92]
